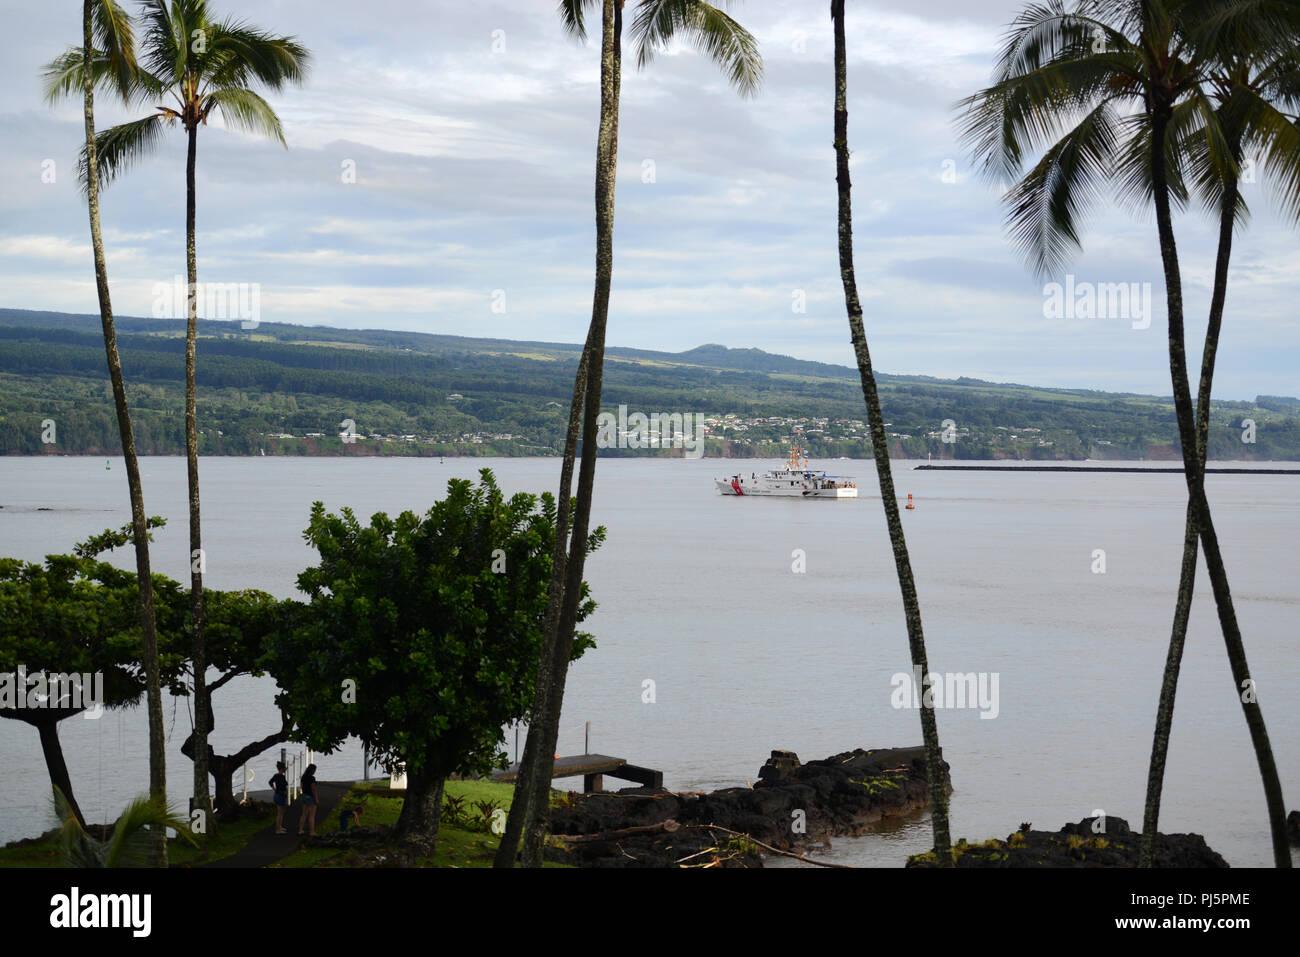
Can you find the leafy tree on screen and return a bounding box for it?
[498,0,763,870]
[175,588,298,813]
[0,522,185,828]
[959,0,1292,865]
[265,470,602,847]
[830,0,952,863]
[1,522,296,832]
[45,0,310,827]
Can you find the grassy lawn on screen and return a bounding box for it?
[273,779,572,868]
[0,802,278,868]
[168,805,279,867]
[1,779,574,868]
[0,836,64,868]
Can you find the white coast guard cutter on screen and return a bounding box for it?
[715,444,858,498]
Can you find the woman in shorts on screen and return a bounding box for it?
[269,761,289,833]
[298,763,319,837]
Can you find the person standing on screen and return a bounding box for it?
[298,763,318,837]
[269,761,289,834]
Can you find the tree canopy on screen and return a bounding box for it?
[264,469,602,841]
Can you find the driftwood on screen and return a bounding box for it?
[552,819,682,843]
[554,816,855,869]
[701,824,856,869]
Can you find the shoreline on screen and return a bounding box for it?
[913,464,1300,474]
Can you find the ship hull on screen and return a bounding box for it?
[714,478,857,498]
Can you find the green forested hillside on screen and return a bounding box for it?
[1,308,1297,459]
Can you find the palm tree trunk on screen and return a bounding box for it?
[184,122,212,829]
[499,0,622,870]
[831,0,951,863]
[81,0,166,866]
[492,337,591,867]
[1140,172,1237,865]
[518,336,612,866]
[1148,111,1290,868]
[1140,500,1198,865]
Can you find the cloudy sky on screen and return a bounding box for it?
[2,0,1297,399]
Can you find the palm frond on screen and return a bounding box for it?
[1004,99,1123,278]
[993,1,1137,85]
[1174,87,1247,223]
[93,0,139,95]
[102,796,194,868]
[203,20,310,91]
[1115,97,1207,217]
[1187,0,1300,70]
[557,0,599,42]
[136,0,184,87]
[201,87,285,144]
[43,48,107,104]
[78,113,169,192]
[958,53,1136,186]
[51,786,195,868]
[43,45,168,108]
[1238,85,1300,225]
[52,787,102,868]
[1260,52,1300,112]
[629,0,763,97]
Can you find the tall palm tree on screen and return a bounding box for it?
[1141,1,1300,865]
[46,0,310,827]
[44,0,168,865]
[959,0,1291,866]
[831,0,953,864]
[494,0,762,869]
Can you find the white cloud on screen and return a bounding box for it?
[0,0,1295,399]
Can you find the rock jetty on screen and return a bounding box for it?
[545,746,947,868]
[906,816,1229,868]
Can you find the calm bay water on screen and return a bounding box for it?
[0,455,1296,867]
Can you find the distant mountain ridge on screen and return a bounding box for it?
[1,307,1298,460]
[3,307,1272,403]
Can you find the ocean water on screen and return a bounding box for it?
[0,454,1295,867]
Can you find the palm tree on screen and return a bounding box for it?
[46,0,310,828]
[958,0,1291,866]
[830,0,953,864]
[494,0,761,869]
[43,0,168,864]
[1141,2,1300,866]
[53,786,195,868]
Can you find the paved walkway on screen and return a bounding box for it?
[205,780,352,868]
